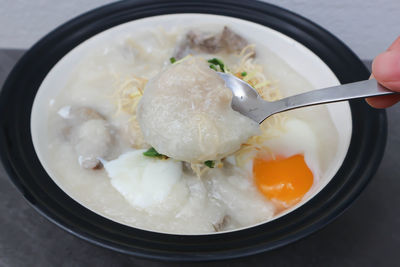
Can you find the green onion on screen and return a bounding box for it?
[207,58,225,72]
[170,57,177,64]
[241,71,247,77]
[204,160,215,168]
[209,64,217,71]
[143,147,168,159]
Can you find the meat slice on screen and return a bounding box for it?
[71,119,112,169]
[186,30,222,54]
[221,26,248,53]
[174,26,249,59]
[58,106,112,169]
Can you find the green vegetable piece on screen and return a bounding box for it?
[241,71,247,77]
[143,147,167,159]
[207,58,225,72]
[170,57,177,64]
[209,64,217,71]
[204,160,215,168]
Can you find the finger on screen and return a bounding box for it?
[387,36,400,50]
[366,94,400,108]
[367,54,400,108]
[372,49,400,91]
[366,36,400,108]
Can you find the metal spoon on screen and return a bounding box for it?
[218,73,398,124]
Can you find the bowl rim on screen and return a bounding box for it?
[0,0,387,262]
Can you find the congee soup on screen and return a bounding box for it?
[34,16,350,234]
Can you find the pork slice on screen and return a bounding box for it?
[173,26,249,59]
[220,26,248,53]
[58,106,113,170]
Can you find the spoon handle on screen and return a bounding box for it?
[270,79,396,117]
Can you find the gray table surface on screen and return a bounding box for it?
[0,49,399,267]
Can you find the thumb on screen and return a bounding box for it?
[372,40,400,91]
[366,37,400,108]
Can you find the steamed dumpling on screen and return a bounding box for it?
[137,57,260,163]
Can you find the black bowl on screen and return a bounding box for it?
[0,0,387,262]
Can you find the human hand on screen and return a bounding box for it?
[366,37,400,108]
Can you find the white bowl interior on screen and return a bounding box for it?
[31,14,352,233]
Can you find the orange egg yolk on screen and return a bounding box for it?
[253,154,313,207]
